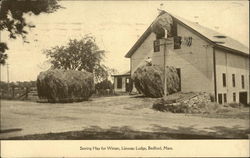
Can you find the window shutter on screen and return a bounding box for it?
[174,36,182,49]
[154,40,160,52]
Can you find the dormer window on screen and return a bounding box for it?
[153,40,160,52]
[214,35,227,38]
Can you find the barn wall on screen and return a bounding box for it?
[130,33,156,74]
[215,48,249,103]
[129,21,249,102]
[153,23,215,93]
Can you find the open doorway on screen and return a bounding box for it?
[176,68,181,91]
[218,93,223,104]
[239,92,248,105]
[125,78,133,93]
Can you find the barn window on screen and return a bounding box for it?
[222,73,226,87]
[218,93,223,104]
[174,36,182,49]
[241,75,245,89]
[232,74,235,87]
[172,18,180,49]
[233,92,236,102]
[171,20,177,37]
[154,40,160,52]
[117,77,122,89]
[223,93,227,103]
[214,35,227,38]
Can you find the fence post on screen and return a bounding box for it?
[12,86,15,99]
[25,87,29,99]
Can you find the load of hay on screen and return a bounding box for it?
[152,92,212,113]
[151,12,173,38]
[132,65,180,98]
[152,92,245,115]
[37,69,94,103]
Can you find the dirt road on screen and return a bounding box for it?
[1,95,249,139]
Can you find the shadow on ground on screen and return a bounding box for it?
[4,124,249,140]
[150,124,249,139]
[130,95,149,98]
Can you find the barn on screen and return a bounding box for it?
[125,11,249,105]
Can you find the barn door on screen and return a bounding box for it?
[218,93,223,104]
[239,92,247,105]
[176,68,181,91]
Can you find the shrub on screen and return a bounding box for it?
[95,79,113,90]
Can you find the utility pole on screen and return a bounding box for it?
[157,38,168,97]
[6,63,10,96]
[163,29,169,97]
[162,36,173,97]
[0,24,1,83]
[163,38,167,97]
[6,63,9,83]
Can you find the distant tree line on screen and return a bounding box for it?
[0,80,37,99]
[0,79,115,97]
[0,80,36,90]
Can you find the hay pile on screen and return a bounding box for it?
[37,69,94,103]
[151,12,173,38]
[132,65,180,98]
[152,92,212,113]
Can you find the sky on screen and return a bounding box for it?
[0,0,249,82]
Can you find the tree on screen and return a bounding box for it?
[44,35,112,81]
[0,42,8,64]
[0,81,8,91]
[0,0,61,65]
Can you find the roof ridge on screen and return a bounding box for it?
[171,13,249,48]
[125,11,249,58]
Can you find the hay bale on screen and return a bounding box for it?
[132,65,180,98]
[152,92,214,114]
[37,69,94,103]
[151,12,173,37]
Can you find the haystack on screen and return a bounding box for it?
[37,69,94,103]
[132,65,180,98]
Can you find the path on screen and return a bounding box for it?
[1,95,249,139]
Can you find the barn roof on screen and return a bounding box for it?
[125,11,249,58]
[112,71,130,77]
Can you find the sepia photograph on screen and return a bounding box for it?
[0,0,249,142]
